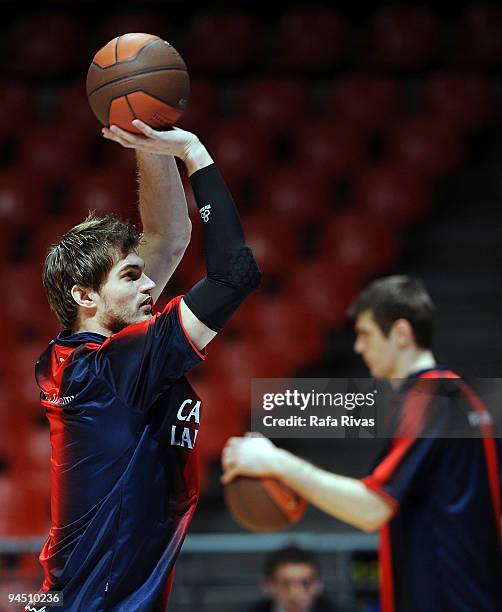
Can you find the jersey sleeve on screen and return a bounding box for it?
[362,384,452,514]
[93,295,205,411]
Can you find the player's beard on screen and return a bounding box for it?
[100,297,149,334]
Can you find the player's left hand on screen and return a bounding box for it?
[221,433,280,484]
[102,120,200,161]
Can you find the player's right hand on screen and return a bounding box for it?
[102,120,201,161]
[221,434,280,484]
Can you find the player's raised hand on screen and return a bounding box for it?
[102,120,200,161]
[221,434,280,484]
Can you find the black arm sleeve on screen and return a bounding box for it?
[183,163,261,331]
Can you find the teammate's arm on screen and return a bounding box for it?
[221,436,394,533]
[103,121,261,351]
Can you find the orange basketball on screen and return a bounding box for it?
[224,476,308,532]
[86,33,189,134]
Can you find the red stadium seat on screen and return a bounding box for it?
[187,11,257,73]
[205,337,287,406]
[255,165,331,229]
[177,80,219,138]
[11,343,55,399]
[0,170,48,236]
[328,77,400,130]
[204,119,273,192]
[19,424,51,470]
[361,6,440,68]
[54,82,100,133]
[386,116,463,176]
[18,123,92,184]
[242,296,324,373]
[194,373,247,465]
[102,141,137,176]
[240,211,297,279]
[65,169,137,219]
[0,84,35,139]
[422,74,497,130]
[451,5,502,67]
[291,119,368,178]
[321,211,399,278]
[352,164,428,228]
[206,336,285,380]
[223,291,263,338]
[239,78,308,136]
[1,266,57,345]
[9,13,84,78]
[170,241,205,289]
[0,399,28,461]
[285,258,360,330]
[32,215,87,264]
[273,8,348,71]
[0,475,49,536]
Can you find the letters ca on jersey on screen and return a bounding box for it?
[171,396,201,449]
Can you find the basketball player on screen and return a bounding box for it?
[37,120,260,611]
[222,276,502,612]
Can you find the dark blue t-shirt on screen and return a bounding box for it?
[363,368,502,612]
[35,296,205,611]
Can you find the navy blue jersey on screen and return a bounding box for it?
[35,296,205,611]
[363,367,502,612]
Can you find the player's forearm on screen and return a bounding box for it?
[182,161,261,332]
[273,449,393,532]
[182,139,214,177]
[136,151,191,249]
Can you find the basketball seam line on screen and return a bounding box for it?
[93,38,163,71]
[88,66,188,97]
[106,88,183,123]
[125,95,137,121]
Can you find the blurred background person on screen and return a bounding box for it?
[244,545,336,612]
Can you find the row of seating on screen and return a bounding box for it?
[0,116,467,188]
[0,154,444,265]
[5,5,502,77]
[0,74,497,140]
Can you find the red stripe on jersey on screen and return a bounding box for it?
[177,296,206,361]
[362,475,400,514]
[371,383,437,485]
[367,369,457,612]
[419,369,459,379]
[456,381,501,539]
[370,370,457,486]
[380,523,395,612]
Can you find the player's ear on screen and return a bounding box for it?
[391,318,414,348]
[71,285,98,310]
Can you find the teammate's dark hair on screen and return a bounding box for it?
[347,275,435,349]
[43,213,141,330]
[264,546,320,580]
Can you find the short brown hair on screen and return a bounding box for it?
[43,213,141,329]
[264,546,320,580]
[347,275,435,349]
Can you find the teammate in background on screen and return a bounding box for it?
[37,121,260,611]
[223,276,502,612]
[244,545,336,612]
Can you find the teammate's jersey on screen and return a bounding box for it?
[363,366,502,612]
[35,296,205,612]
